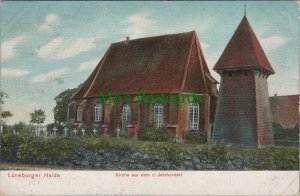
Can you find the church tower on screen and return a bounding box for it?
[212,16,275,147]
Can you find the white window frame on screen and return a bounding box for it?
[121,104,131,130]
[154,103,163,128]
[94,103,103,122]
[76,106,83,122]
[189,103,199,130]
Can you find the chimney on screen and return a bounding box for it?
[274,94,277,97]
[126,37,130,42]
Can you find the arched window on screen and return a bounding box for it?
[121,104,131,130]
[154,103,163,128]
[76,106,82,122]
[94,104,103,122]
[189,103,199,130]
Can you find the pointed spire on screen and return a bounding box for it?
[213,16,275,74]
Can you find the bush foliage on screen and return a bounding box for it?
[86,136,131,152]
[195,142,227,165]
[185,130,207,144]
[0,135,131,165]
[16,137,81,165]
[273,122,299,146]
[0,134,23,162]
[138,126,168,142]
[245,147,299,170]
[141,142,185,164]
[0,133,298,170]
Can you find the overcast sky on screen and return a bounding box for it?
[1,1,299,124]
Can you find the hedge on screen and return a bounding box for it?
[0,134,298,170]
[141,141,185,165]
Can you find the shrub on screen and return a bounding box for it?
[196,142,227,165]
[141,142,185,164]
[86,136,132,152]
[0,134,23,162]
[272,148,299,170]
[273,122,299,146]
[16,137,81,165]
[42,138,81,165]
[14,121,30,136]
[119,130,128,139]
[138,126,168,141]
[185,130,207,144]
[245,147,299,170]
[16,136,45,164]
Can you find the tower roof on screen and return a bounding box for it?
[213,16,275,74]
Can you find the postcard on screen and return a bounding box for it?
[0,1,299,195]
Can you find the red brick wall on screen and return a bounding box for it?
[70,93,213,139]
[139,99,150,126]
[168,103,178,125]
[202,94,211,137]
[179,102,189,139]
[270,95,300,128]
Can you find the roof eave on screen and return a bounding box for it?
[213,66,275,75]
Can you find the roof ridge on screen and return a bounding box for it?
[194,33,209,93]
[180,31,196,91]
[113,31,195,44]
[244,17,261,69]
[246,18,275,74]
[83,45,112,98]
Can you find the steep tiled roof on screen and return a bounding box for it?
[73,31,215,99]
[213,16,275,74]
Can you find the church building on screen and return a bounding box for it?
[68,31,218,139]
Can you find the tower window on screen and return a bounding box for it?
[189,103,199,130]
[94,104,103,122]
[122,104,131,130]
[154,103,163,128]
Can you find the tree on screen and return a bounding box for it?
[0,92,13,119]
[0,91,13,133]
[30,109,45,124]
[30,109,45,136]
[53,85,81,123]
[0,91,6,104]
[1,111,13,119]
[14,121,28,135]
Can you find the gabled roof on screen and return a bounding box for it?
[72,31,216,100]
[213,16,275,74]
